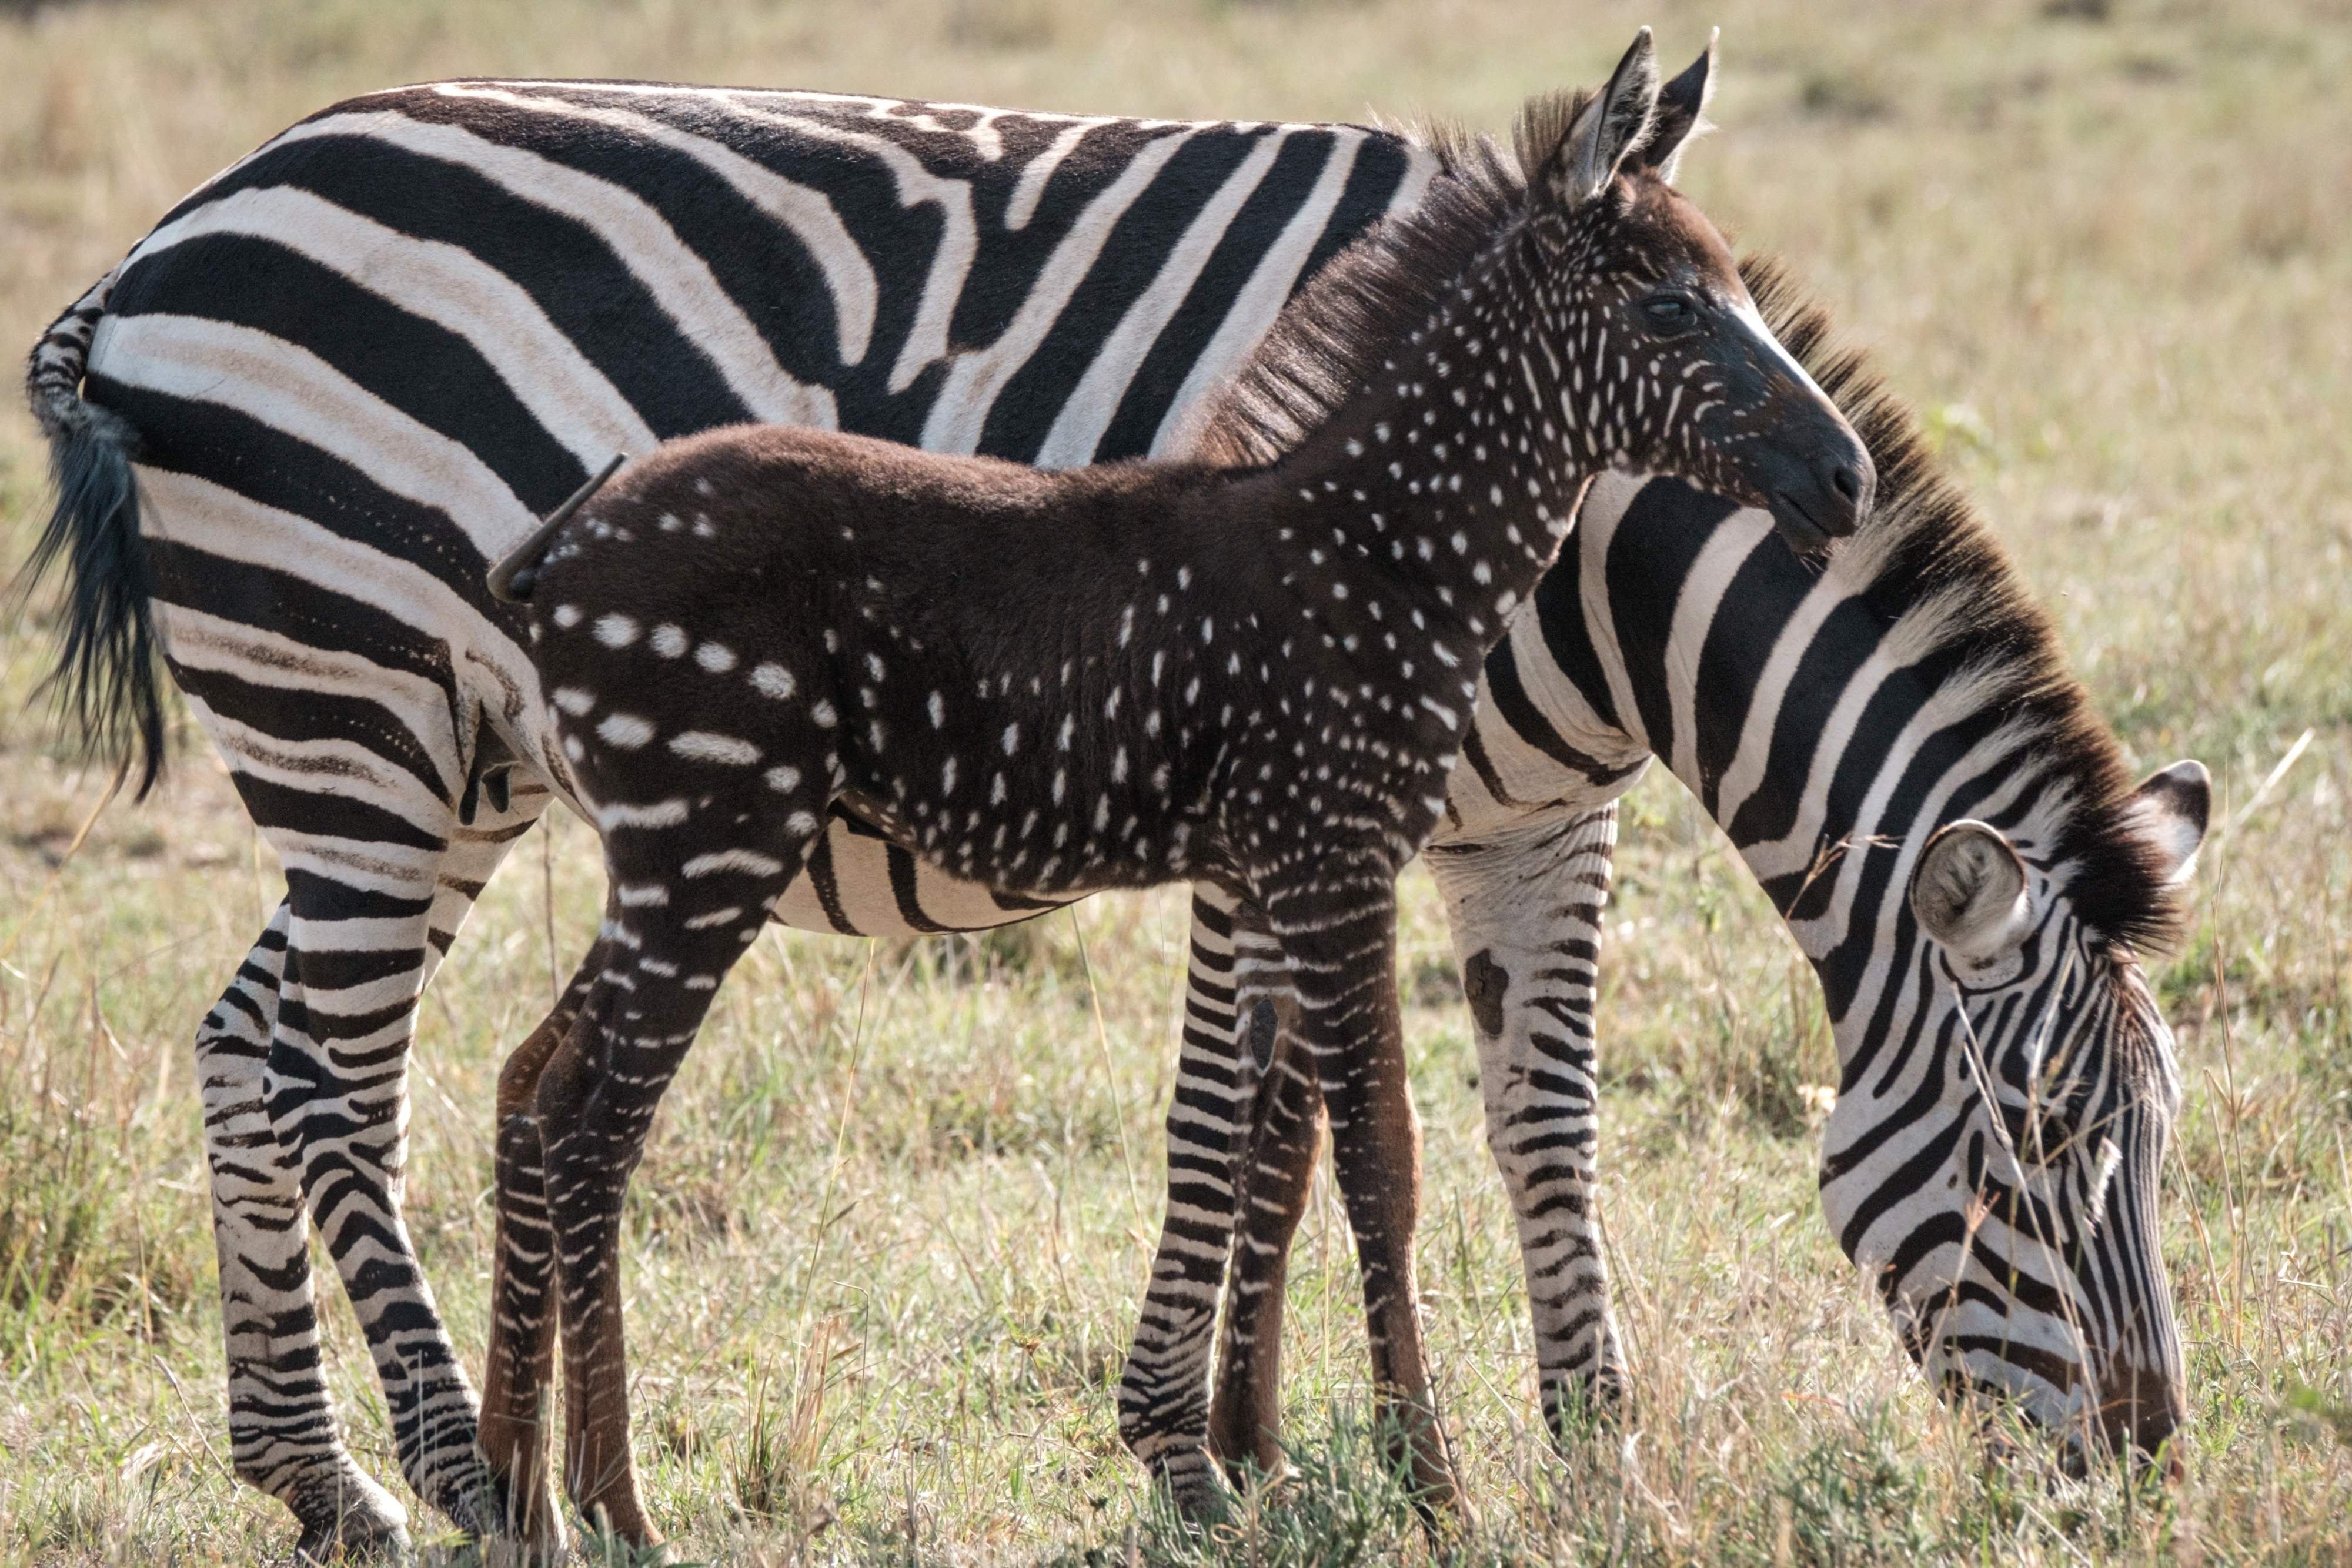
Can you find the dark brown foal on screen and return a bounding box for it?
[482,29,1870,1549]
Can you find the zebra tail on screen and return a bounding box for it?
[18,266,168,800]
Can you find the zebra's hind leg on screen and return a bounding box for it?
[267,842,498,1540]
[199,898,412,1559]
[1117,887,1253,1517]
[1425,806,1626,1440]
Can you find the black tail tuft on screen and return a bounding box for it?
[16,394,168,800]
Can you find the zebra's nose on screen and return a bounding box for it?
[2100,1360,2186,1467]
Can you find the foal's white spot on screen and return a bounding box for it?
[682,849,785,879]
[696,641,738,673]
[928,691,946,728]
[597,798,689,829]
[669,731,760,765]
[552,604,583,629]
[765,765,803,793]
[811,701,838,728]
[596,713,655,749]
[651,625,689,658]
[593,613,640,648]
[749,663,796,700]
[552,687,596,716]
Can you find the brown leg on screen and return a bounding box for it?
[1263,878,1461,1516]
[524,831,809,1549]
[479,977,590,1549]
[1207,987,1322,1485]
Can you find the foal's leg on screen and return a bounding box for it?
[480,955,601,1550]
[506,813,817,1546]
[1426,807,1626,1436]
[1261,871,1461,1513]
[1118,887,1255,1513]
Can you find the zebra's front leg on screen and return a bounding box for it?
[1425,805,1625,1438]
[1205,971,1320,1487]
[1117,887,1251,1516]
[199,898,412,1559]
[1264,871,1461,1517]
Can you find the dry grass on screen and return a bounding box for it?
[0,0,2347,1561]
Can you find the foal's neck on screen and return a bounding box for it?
[1252,235,1592,648]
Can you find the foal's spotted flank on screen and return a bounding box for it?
[484,31,1870,1546]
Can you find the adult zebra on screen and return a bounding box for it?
[21,66,2194,1552]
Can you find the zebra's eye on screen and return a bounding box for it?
[1641,293,1698,334]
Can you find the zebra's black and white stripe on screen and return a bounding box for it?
[25,80,2194,1549]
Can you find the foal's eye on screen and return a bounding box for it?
[1641,294,1698,333]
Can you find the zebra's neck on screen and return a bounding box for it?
[1563,474,2089,1029]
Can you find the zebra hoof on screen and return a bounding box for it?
[1150,1446,1234,1527]
[283,1464,412,1563]
[290,1507,412,1564]
[1541,1367,1626,1450]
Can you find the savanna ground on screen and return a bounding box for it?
[0,0,2346,1560]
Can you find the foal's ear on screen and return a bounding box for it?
[1548,28,1662,209]
[1630,31,1716,184]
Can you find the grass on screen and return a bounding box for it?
[0,0,2348,1560]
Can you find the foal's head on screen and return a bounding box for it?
[1503,31,1875,549]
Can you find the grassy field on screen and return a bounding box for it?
[1,0,2348,1560]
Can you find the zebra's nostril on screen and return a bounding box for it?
[1833,464,1862,503]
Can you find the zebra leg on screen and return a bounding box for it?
[1425,805,1625,1437]
[1206,968,1321,1487]
[199,899,413,1558]
[267,843,497,1537]
[1262,872,1461,1517]
[1116,887,1252,1515]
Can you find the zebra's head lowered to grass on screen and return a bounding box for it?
[1543,259,2203,1466]
[1873,770,2201,1464]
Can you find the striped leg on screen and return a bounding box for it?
[267,849,498,1537]
[1425,806,1625,1433]
[198,900,412,1558]
[1206,970,1319,1486]
[1261,871,1461,1516]
[1117,887,1249,1512]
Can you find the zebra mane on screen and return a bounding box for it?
[1739,256,2187,955]
[1190,93,1595,467]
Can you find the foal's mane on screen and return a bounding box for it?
[1194,94,2181,952]
[1738,259,2185,954]
[1191,93,1593,468]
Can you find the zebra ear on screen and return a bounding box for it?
[1631,32,1717,184]
[2125,759,2210,885]
[1910,820,2033,962]
[1548,29,1661,209]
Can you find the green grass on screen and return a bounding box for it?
[0,0,2348,1560]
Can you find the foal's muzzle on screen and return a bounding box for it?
[1760,441,1874,554]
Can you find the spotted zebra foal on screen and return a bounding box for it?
[479,31,1870,1546]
